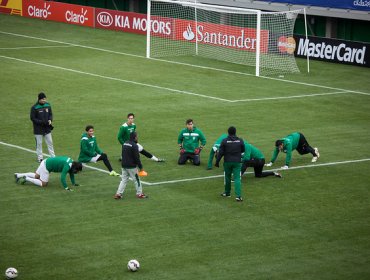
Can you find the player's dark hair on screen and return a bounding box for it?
[127,113,135,118]
[70,162,83,174]
[228,126,236,136]
[186,119,193,125]
[275,140,283,147]
[130,132,138,142]
[85,125,94,131]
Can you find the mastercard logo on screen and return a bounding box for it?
[278,36,296,54]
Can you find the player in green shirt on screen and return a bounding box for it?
[241,141,282,178]
[117,113,164,162]
[14,156,82,191]
[78,125,120,176]
[266,132,320,169]
[207,133,227,170]
[178,119,206,166]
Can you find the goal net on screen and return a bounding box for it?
[147,0,304,76]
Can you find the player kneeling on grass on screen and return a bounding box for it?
[78,125,120,176]
[14,156,82,191]
[114,132,148,200]
[265,132,320,169]
[241,140,282,178]
[177,119,206,166]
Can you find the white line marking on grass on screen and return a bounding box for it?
[1,141,370,186]
[0,54,356,103]
[147,158,370,185]
[1,31,369,97]
[0,141,150,185]
[0,55,230,103]
[0,45,75,50]
[230,91,347,102]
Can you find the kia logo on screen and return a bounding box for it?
[97,12,113,27]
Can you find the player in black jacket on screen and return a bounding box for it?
[114,132,148,199]
[30,92,55,162]
[215,126,245,202]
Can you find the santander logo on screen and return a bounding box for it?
[97,11,113,27]
[183,25,195,41]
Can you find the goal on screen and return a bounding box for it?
[146,0,306,76]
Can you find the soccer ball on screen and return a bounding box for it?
[5,267,18,279]
[127,259,140,272]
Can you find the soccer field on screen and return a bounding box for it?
[1,13,370,280]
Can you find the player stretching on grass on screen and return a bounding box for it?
[207,133,227,170]
[241,141,282,178]
[14,156,82,191]
[117,113,164,162]
[78,125,120,176]
[265,132,320,169]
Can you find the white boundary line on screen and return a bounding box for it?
[1,31,370,97]
[0,55,231,103]
[0,55,356,103]
[1,140,370,186]
[0,45,75,50]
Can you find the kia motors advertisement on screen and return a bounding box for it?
[23,0,94,27]
[294,35,370,67]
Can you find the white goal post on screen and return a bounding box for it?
[146,0,308,76]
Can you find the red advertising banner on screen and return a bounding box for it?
[95,8,268,53]
[23,0,94,27]
[171,19,269,53]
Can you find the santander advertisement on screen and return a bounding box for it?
[95,8,269,53]
[23,0,94,27]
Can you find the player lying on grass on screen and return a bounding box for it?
[265,132,320,169]
[78,125,120,176]
[241,140,282,178]
[14,156,82,191]
[118,113,165,162]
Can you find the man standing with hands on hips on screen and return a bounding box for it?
[215,126,245,202]
[30,92,55,163]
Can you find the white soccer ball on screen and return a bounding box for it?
[5,267,18,279]
[127,259,140,272]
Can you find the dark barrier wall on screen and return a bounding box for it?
[267,0,370,11]
[294,35,370,67]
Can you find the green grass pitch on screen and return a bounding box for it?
[1,14,370,280]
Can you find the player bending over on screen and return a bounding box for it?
[14,156,82,191]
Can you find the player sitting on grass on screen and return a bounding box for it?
[78,125,120,176]
[14,156,82,191]
[265,132,320,169]
[117,113,165,162]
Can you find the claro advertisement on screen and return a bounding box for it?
[294,35,369,68]
[23,0,94,27]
